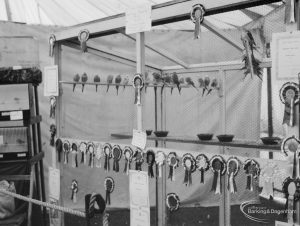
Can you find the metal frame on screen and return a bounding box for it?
[52,1,292,226]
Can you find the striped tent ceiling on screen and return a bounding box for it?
[0,0,282,29]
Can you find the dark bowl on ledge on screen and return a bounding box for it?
[217,134,234,142]
[197,133,213,141]
[260,137,281,145]
[154,131,169,137]
[146,130,152,136]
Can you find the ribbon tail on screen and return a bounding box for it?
[194,17,201,39]
[211,171,218,192]
[168,166,173,181]
[200,169,204,183]
[57,150,61,162]
[81,152,84,163]
[104,156,108,171]
[246,175,251,190]
[215,171,221,194]
[233,177,237,193]
[188,170,192,186]
[287,195,294,223]
[124,160,128,174]
[116,161,119,172]
[184,169,189,186]
[172,167,175,181]
[88,154,92,167]
[113,160,116,172]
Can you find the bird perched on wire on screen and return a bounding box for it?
[152,72,162,92]
[122,75,129,91]
[185,77,198,91]
[161,73,171,94]
[204,76,210,96]
[144,72,151,93]
[115,75,122,95]
[206,78,218,95]
[198,77,205,96]
[94,75,100,92]
[106,75,114,92]
[73,73,80,92]
[171,72,181,94]
[81,73,88,92]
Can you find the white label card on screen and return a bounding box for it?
[272,31,300,79]
[10,111,23,120]
[44,65,59,96]
[129,170,150,226]
[131,129,147,149]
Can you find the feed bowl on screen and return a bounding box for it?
[260,137,281,145]
[197,133,213,141]
[217,134,234,142]
[154,131,169,137]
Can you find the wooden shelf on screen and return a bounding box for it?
[110,133,281,152]
[0,115,41,128]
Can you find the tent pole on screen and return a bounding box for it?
[136,32,145,131]
[266,43,273,159]
[296,1,300,223]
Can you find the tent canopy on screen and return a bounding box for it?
[0,0,281,30]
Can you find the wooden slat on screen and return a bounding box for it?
[110,133,281,151]
[53,0,281,41]
[162,58,271,73]
[0,175,30,181]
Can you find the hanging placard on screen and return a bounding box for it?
[126,2,152,34]
[272,31,300,79]
[129,170,150,226]
[44,65,59,96]
[132,129,147,149]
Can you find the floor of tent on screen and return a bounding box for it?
[64,204,286,226]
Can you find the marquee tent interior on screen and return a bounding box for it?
[0,0,298,226]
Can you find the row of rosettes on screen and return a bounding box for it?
[55,138,260,178]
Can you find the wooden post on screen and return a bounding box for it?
[136,32,145,131]
[219,70,228,226]
[266,43,274,159]
[53,43,64,226]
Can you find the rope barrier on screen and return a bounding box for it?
[0,189,86,218]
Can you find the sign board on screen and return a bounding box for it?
[272,31,300,79]
[129,170,150,226]
[44,65,59,96]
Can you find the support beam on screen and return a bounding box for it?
[62,41,162,72]
[240,9,262,20]
[121,32,189,68]
[162,58,271,74]
[202,20,243,52]
[53,0,281,41]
